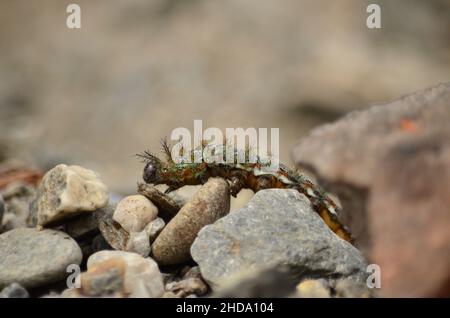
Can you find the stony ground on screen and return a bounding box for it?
[1,83,449,298]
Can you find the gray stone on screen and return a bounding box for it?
[165,277,208,298]
[124,230,151,257]
[145,217,165,243]
[64,213,99,240]
[87,250,164,298]
[152,178,230,265]
[95,204,129,251]
[191,189,367,289]
[0,282,29,298]
[0,228,82,288]
[29,164,109,226]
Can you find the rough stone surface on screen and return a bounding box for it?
[87,250,164,298]
[165,277,208,298]
[1,183,36,231]
[191,189,367,289]
[0,282,29,298]
[152,178,230,265]
[29,164,109,226]
[96,204,129,251]
[113,195,158,233]
[64,213,99,240]
[124,230,151,257]
[80,258,126,297]
[137,183,181,221]
[296,279,331,298]
[213,266,297,298]
[292,83,450,297]
[145,217,165,243]
[0,228,82,288]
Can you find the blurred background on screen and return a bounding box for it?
[1,0,449,195]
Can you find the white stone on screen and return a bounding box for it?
[32,164,109,226]
[113,195,158,233]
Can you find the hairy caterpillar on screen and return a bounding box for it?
[137,139,353,243]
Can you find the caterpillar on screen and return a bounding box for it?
[137,139,353,243]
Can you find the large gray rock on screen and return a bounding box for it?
[29,164,109,226]
[191,189,367,289]
[0,228,82,288]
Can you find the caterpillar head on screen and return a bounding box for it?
[137,151,165,184]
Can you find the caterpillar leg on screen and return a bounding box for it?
[230,176,245,197]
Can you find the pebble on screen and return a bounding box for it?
[124,230,151,257]
[95,204,129,250]
[29,164,109,226]
[0,228,82,288]
[0,282,29,298]
[191,189,367,289]
[113,195,158,233]
[87,250,164,298]
[137,183,181,221]
[165,277,209,298]
[145,217,165,243]
[296,279,331,298]
[64,213,99,240]
[151,178,230,265]
[80,258,126,297]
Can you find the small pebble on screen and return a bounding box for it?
[151,178,230,265]
[0,282,29,298]
[113,195,158,233]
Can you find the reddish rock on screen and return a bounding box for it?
[292,83,450,297]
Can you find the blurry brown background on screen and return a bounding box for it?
[1,0,449,194]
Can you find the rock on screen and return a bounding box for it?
[145,217,165,243]
[87,250,164,298]
[214,266,297,298]
[1,183,37,231]
[332,278,371,298]
[137,183,181,221]
[292,83,450,297]
[165,277,208,298]
[182,266,202,280]
[113,195,158,233]
[64,213,99,240]
[29,164,109,226]
[95,204,129,251]
[91,234,112,253]
[0,228,82,288]
[152,178,230,265]
[191,189,367,289]
[0,282,29,298]
[124,230,151,257]
[296,279,331,298]
[80,258,126,297]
